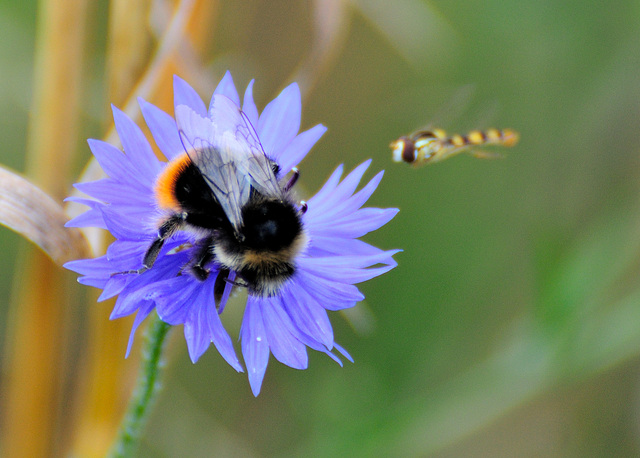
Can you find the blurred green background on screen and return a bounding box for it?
[3,0,640,456]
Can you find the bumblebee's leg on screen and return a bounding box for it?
[298,200,308,215]
[284,167,299,191]
[213,268,231,307]
[114,213,186,276]
[190,235,214,281]
[141,214,186,271]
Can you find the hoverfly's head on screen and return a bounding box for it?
[390,136,415,164]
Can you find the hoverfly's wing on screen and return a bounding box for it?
[469,149,504,160]
[175,104,249,229]
[424,136,478,164]
[208,94,282,199]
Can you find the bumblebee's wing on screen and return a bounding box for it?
[208,94,282,199]
[175,96,283,230]
[175,104,249,229]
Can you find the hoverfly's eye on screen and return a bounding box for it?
[391,137,417,164]
[401,138,416,164]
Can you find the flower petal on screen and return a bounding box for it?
[212,70,240,110]
[307,237,387,258]
[298,250,400,285]
[64,256,112,289]
[111,105,162,181]
[139,98,184,160]
[329,170,385,217]
[333,342,354,363]
[260,297,308,369]
[293,270,364,311]
[174,104,216,148]
[311,208,400,239]
[242,79,259,127]
[86,140,146,190]
[308,164,344,204]
[241,298,270,396]
[100,205,155,241]
[173,75,206,116]
[258,83,301,157]
[184,302,211,363]
[124,303,156,357]
[64,198,107,229]
[73,179,152,208]
[206,291,243,372]
[306,160,371,214]
[281,282,333,348]
[276,124,327,173]
[98,274,131,302]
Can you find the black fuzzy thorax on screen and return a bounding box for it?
[174,161,228,230]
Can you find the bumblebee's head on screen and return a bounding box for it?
[212,196,308,297]
[241,199,302,252]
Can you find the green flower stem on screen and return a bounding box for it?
[109,314,171,458]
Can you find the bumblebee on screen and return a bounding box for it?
[391,127,519,166]
[128,95,307,297]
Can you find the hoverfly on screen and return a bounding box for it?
[391,127,519,166]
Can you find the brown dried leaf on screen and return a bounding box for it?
[0,165,88,264]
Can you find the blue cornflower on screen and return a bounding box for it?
[65,72,399,395]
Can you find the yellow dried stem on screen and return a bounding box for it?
[185,0,219,56]
[66,0,210,231]
[66,0,201,202]
[106,0,154,108]
[67,299,137,457]
[24,1,88,200]
[67,2,155,455]
[0,0,90,456]
[67,1,214,455]
[3,251,76,457]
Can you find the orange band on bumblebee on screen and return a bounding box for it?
[154,153,192,211]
